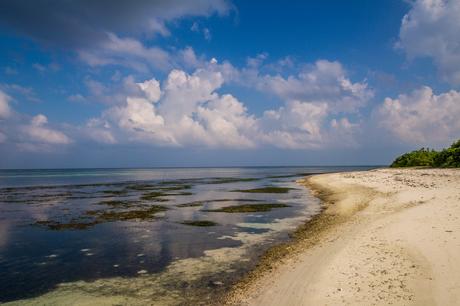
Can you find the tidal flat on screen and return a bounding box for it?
[0,166,371,304]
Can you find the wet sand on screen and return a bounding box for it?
[226,168,460,305]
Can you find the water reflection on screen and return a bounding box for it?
[0,166,374,303]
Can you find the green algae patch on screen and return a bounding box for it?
[140,191,168,201]
[35,220,98,230]
[169,191,193,196]
[35,205,169,230]
[158,185,192,191]
[102,190,128,195]
[231,187,294,194]
[176,198,262,208]
[98,200,141,207]
[211,198,261,202]
[181,220,218,227]
[86,205,168,222]
[176,201,204,207]
[204,203,290,213]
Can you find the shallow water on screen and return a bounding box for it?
[0,166,375,304]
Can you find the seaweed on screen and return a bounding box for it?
[125,184,157,191]
[86,205,168,222]
[158,185,192,191]
[98,200,141,207]
[231,187,294,194]
[180,220,218,227]
[176,201,204,207]
[140,191,169,201]
[102,190,128,195]
[175,198,262,208]
[204,203,290,213]
[35,205,168,230]
[35,220,97,230]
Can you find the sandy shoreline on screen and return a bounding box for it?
[225,168,460,305]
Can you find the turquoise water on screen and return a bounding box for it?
[0,166,375,304]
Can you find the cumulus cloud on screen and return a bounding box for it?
[376,86,460,146]
[254,60,373,113]
[84,118,117,144]
[398,0,460,85]
[21,114,72,146]
[0,90,74,152]
[98,68,256,148]
[87,62,366,149]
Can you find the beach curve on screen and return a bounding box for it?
[225,168,460,305]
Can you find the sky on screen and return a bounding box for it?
[0,0,459,168]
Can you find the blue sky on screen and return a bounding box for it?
[0,0,459,168]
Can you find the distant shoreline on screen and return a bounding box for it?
[225,168,460,305]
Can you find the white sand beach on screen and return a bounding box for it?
[228,168,460,305]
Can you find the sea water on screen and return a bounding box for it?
[0,166,375,304]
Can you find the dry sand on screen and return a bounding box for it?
[226,168,460,305]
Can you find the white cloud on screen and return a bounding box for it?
[0,90,12,119]
[398,0,460,85]
[67,94,86,103]
[0,84,41,103]
[22,114,72,145]
[259,101,328,149]
[253,60,372,113]
[78,33,171,72]
[376,86,460,146]
[85,118,117,144]
[87,64,364,149]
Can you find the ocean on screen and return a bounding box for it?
[0,166,375,304]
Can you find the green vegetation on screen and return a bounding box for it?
[180,220,218,227]
[390,139,460,168]
[204,203,290,213]
[231,186,294,193]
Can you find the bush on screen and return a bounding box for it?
[390,140,460,168]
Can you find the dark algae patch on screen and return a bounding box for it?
[176,201,204,207]
[181,220,218,227]
[176,198,261,208]
[35,220,98,230]
[140,191,169,201]
[86,205,168,222]
[98,200,141,207]
[36,205,169,230]
[205,203,290,213]
[231,186,294,193]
